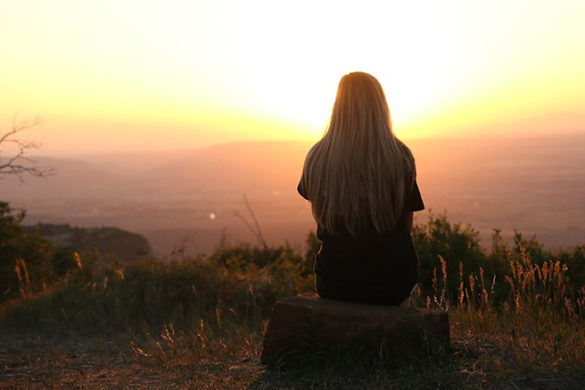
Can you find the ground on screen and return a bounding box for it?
[2,334,584,389]
[0,335,264,389]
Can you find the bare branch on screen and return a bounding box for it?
[243,194,267,249]
[233,210,260,242]
[0,115,54,182]
[233,195,267,249]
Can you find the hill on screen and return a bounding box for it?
[3,134,584,255]
[24,223,152,261]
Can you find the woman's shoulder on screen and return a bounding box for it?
[395,139,416,169]
[396,139,413,155]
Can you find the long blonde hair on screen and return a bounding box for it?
[300,72,415,236]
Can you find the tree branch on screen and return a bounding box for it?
[0,115,54,182]
[234,195,267,249]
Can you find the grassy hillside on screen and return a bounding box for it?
[2,203,585,388]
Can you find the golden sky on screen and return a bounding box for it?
[1,0,584,154]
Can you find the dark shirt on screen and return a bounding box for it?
[297,179,424,305]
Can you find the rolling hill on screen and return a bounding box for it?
[3,134,584,256]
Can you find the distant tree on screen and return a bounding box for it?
[0,115,53,181]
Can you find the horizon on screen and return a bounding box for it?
[5,134,584,255]
[30,129,585,159]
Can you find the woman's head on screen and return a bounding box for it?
[329,72,393,140]
[300,71,415,235]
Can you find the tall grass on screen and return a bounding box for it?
[0,245,312,335]
[419,246,585,376]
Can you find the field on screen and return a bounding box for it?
[4,329,583,389]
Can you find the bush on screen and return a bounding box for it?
[412,213,490,299]
[0,201,56,302]
[3,208,585,340]
[0,244,315,334]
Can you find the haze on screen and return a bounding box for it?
[4,134,585,256]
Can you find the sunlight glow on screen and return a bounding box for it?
[1,0,584,153]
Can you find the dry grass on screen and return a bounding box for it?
[3,333,583,389]
[0,334,263,389]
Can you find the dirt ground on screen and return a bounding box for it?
[3,335,585,389]
[0,335,263,389]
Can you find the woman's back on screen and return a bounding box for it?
[298,72,425,306]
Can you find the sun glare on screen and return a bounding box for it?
[0,1,584,152]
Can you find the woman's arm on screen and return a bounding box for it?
[405,211,414,232]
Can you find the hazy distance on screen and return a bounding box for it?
[3,133,584,257]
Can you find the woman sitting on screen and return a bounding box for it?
[298,71,425,306]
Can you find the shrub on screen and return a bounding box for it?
[0,244,314,334]
[412,213,490,299]
[0,201,56,302]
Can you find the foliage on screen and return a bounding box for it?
[412,213,490,299]
[0,244,315,334]
[0,201,56,302]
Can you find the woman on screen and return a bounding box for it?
[298,71,424,306]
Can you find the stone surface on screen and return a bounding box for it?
[261,294,450,364]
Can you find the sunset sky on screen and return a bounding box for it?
[1,0,584,154]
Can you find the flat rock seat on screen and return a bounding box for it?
[261,294,450,364]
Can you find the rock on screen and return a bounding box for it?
[261,294,450,364]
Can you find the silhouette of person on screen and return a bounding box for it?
[298,72,424,306]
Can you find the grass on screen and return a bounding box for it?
[2,236,585,388]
